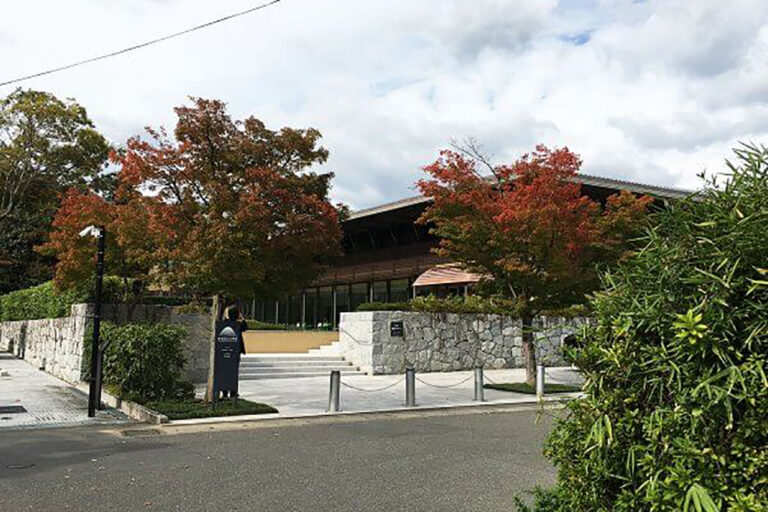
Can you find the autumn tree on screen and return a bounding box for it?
[0,89,110,293]
[42,98,344,400]
[417,144,651,384]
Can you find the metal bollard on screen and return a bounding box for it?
[536,363,545,400]
[405,367,416,407]
[328,370,340,412]
[474,367,485,402]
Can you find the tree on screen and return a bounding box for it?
[0,89,110,293]
[42,98,344,400]
[417,144,651,384]
[526,146,768,511]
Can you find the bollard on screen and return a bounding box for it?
[474,367,485,402]
[328,370,340,412]
[405,367,416,407]
[536,363,545,400]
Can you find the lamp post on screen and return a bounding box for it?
[81,225,105,418]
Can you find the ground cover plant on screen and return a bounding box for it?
[522,144,768,511]
[145,398,277,420]
[484,382,581,394]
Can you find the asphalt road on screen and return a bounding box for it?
[0,406,561,511]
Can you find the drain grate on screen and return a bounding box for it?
[0,405,26,414]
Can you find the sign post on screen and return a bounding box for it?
[213,320,241,402]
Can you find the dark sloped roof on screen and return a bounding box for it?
[348,172,693,221]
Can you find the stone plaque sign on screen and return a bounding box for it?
[213,320,241,397]
[390,320,404,337]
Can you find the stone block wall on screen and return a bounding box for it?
[339,311,588,375]
[0,304,211,384]
[0,304,89,384]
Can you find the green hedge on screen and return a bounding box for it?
[0,277,193,322]
[357,296,590,317]
[99,322,193,403]
[0,281,88,322]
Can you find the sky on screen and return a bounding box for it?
[2,0,767,209]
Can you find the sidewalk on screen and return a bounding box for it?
[0,353,127,429]
[187,366,581,425]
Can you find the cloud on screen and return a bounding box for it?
[1,0,767,208]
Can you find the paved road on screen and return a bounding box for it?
[0,406,561,511]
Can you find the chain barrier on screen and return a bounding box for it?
[339,376,405,393]
[482,372,504,385]
[414,373,474,389]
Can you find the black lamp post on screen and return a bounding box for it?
[81,225,106,418]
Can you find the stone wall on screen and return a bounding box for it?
[0,304,89,384]
[0,304,211,384]
[101,305,211,383]
[339,311,588,375]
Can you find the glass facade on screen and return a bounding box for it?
[247,278,415,329]
[350,283,369,313]
[389,278,411,302]
[372,281,388,302]
[317,287,333,327]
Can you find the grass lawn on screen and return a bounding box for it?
[145,398,278,420]
[484,382,582,394]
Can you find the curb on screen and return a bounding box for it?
[164,393,577,428]
[74,383,168,425]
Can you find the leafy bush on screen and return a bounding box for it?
[356,295,589,317]
[0,276,192,321]
[0,281,88,321]
[532,145,768,511]
[99,322,193,403]
[246,320,290,330]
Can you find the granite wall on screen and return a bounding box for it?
[339,311,588,375]
[0,304,89,383]
[0,304,211,384]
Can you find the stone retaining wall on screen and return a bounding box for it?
[339,311,588,375]
[0,304,89,383]
[0,304,211,384]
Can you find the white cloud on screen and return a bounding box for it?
[1,0,767,208]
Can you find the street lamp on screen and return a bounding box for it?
[81,225,105,418]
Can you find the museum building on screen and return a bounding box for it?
[245,174,689,328]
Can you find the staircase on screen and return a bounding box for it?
[240,342,364,380]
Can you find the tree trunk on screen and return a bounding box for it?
[521,312,536,386]
[204,294,226,403]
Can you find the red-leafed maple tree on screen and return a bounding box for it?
[417,144,652,384]
[41,98,344,400]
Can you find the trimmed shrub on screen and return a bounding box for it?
[356,295,589,317]
[0,281,88,321]
[0,276,193,322]
[99,322,193,403]
[529,145,768,511]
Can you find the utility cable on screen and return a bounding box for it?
[0,0,283,87]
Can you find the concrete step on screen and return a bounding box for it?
[240,365,355,374]
[242,354,346,362]
[240,360,354,368]
[240,370,366,380]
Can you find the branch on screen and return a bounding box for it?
[449,136,501,182]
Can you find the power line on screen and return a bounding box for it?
[0,0,283,88]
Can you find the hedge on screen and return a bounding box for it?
[356,295,590,318]
[0,277,192,322]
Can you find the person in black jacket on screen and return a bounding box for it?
[223,304,248,400]
[225,304,248,355]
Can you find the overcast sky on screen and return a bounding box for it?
[2,0,767,209]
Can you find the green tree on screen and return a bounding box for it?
[0,89,110,293]
[528,144,768,511]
